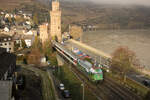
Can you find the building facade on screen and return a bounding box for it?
[39,23,49,43]
[0,34,14,52]
[69,24,83,41]
[0,47,6,54]
[50,0,62,42]
[0,50,16,100]
[0,52,16,81]
[23,35,34,48]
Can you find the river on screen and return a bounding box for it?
[82,29,150,69]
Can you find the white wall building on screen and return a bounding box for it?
[25,39,32,48]
[5,14,9,18]
[4,27,9,32]
[0,34,14,53]
[25,30,33,35]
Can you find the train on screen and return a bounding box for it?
[53,41,103,82]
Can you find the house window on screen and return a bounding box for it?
[8,38,11,40]
[4,38,7,41]
[5,43,7,45]
[0,43,2,46]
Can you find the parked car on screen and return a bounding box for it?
[58,83,65,91]
[16,75,25,90]
[62,90,71,98]
[142,80,150,87]
[17,53,24,56]
[47,61,50,65]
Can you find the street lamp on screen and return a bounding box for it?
[81,83,84,100]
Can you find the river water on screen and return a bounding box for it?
[82,29,150,69]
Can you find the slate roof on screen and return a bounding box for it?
[0,47,6,54]
[0,52,16,79]
[0,81,12,100]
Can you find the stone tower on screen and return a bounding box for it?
[50,0,62,42]
[39,23,49,44]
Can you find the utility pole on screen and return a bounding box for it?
[81,83,84,100]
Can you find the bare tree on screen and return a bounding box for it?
[27,49,42,66]
[32,36,42,52]
[42,40,53,55]
[111,46,139,82]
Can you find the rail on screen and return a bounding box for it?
[52,41,145,99]
[69,39,112,59]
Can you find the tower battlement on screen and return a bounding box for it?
[50,0,62,42]
[52,1,60,11]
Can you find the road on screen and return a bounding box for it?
[127,72,150,84]
[47,67,72,100]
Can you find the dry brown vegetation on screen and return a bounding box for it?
[111,46,140,81]
[17,67,42,100]
[27,49,42,65]
[0,0,34,10]
[60,1,150,29]
[1,0,150,29]
[69,25,83,39]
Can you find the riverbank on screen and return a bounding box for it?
[82,29,150,69]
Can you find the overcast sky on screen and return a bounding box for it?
[63,0,150,6]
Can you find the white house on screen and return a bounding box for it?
[25,30,33,35]
[14,15,17,18]
[5,14,10,18]
[23,35,34,48]
[25,39,32,48]
[1,12,4,15]
[4,27,9,32]
[41,57,46,64]
[26,21,31,25]
[10,14,14,18]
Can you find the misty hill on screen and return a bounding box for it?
[60,1,150,29]
[1,0,150,29]
[0,0,34,9]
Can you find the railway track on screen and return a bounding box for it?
[69,63,142,100]
[104,78,142,100]
[70,63,122,100]
[53,43,142,100]
[69,64,104,100]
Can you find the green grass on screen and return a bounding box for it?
[106,72,150,98]
[125,77,150,97]
[41,72,56,100]
[54,64,98,100]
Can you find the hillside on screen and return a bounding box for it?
[1,0,150,29]
[60,1,150,29]
[0,0,34,9]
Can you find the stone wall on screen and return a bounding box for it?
[50,1,62,42]
[69,25,83,40]
[39,23,49,43]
